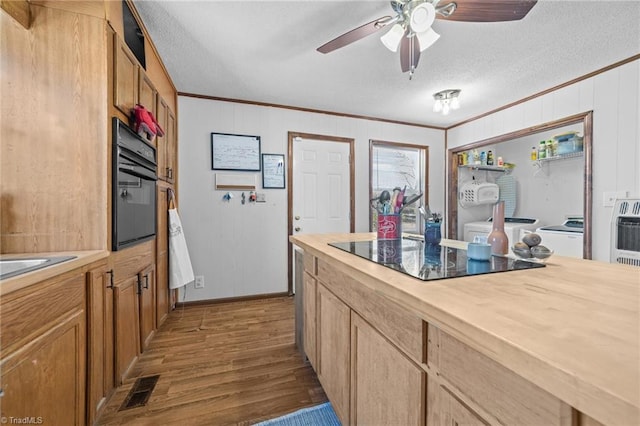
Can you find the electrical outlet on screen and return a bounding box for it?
[195,275,205,289]
[256,193,266,202]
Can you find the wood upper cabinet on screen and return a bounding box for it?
[113,34,138,117]
[138,263,156,351]
[156,96,177,183]
[138,69,157,120]
[316,283,350,425]
[0,271,86,425]
[350,313,426,426]
[114,274,140,384]
[86,262,115,426]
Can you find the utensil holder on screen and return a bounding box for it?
[377,214,401,240]
[424,219,441,244]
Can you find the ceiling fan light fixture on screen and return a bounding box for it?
[442,102,451,115]
[433,99,443,113]
[416,27,440,52]
[380,23,405,52]
[409,2,436,33]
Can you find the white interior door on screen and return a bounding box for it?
[292,137,351,236]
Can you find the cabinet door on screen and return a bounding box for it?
[1,310,86,426]
[114,275,140,384]
[86,263,114,425]
[139,263,157,351]
[138,70,157,118]
[303,272,317,369]
[428,378,487,426]
[156,186,170,326]
[165,108,176,183]
[113,35,138,116]
[156,97,169,181]
[317,283,350,425]
[351,313,425,426]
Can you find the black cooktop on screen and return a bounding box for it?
[329,239,545,282]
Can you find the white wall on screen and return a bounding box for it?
[178,96,445,301]
[448,59,640,261]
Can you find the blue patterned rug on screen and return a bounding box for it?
[255,402,340,426]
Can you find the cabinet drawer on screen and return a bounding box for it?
[429,325,570,425]
[317,259,425,363]
[1,271,84,357]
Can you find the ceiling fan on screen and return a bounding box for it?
[317,0,538,78]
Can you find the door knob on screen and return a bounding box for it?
[295,227,301,232]
[295,216,300,220]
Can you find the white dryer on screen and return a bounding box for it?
[536,218,584,259]
[463,218,540,256]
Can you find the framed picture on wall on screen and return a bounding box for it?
[211,132,261,171]
[262,154,285,189]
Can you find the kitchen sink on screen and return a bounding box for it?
[0,256,77,280]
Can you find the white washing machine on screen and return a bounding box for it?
[535,218,584,258]
[463,218,541,256]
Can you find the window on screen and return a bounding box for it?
[370,140,429,234]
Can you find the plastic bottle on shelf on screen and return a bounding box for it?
[546,140,554,158]
[497,156,504,166]
[473,149,480,165]
[480,151,487,165]
[487,150,494,166]
[530,147,537,161]
[538,141,546,160]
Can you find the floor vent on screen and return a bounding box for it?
[119,375,160,411]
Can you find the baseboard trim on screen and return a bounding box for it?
[176,292,291,307]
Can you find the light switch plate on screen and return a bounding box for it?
[603,190,628,207]
[195,275,204,289]
[256,193,266,203]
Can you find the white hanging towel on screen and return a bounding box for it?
[168,192,195,289]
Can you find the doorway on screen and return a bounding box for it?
[287,132,355,294]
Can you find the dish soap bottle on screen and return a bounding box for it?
[487,201,509,255]
[530,147,537,161]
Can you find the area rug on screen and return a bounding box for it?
[255,402,340,426]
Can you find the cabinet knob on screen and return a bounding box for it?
[295,216,300,220]
[295,227,301,232]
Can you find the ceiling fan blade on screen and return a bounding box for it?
[317,16,392,54]
[437,0,537,22]
[399,33,420,73]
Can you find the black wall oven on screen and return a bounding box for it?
[112,117,157,251]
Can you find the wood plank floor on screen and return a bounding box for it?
[98,296,327,425]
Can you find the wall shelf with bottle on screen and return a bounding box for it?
[534,150,584,164]
[459,164,512,173]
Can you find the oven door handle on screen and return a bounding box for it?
[119,165,157,181]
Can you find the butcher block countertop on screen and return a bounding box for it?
[0,250,109,296]
[291,233,640,426]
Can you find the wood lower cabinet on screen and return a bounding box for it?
[114,274,141,384]
[302,271,317,368]
[156,185,170,326]
[351,313,425,426]
[138,263,156,350]
[428,378,487,426]
[316,283,351,425]
[86,262,114,425]
[0,271,87,425]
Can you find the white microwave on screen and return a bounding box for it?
[610,199,640,267]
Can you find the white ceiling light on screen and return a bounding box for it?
[410,2,440,52]
[410,3,436,33]
[380,23,405,52]
[433,89,461,115]
[415,28,440,52]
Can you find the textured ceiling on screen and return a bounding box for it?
[134,0,640,128]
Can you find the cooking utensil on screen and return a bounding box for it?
[399,193,423,212]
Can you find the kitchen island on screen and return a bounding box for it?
[291,233,639,426]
